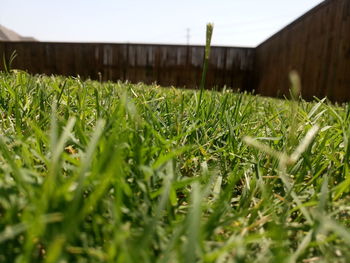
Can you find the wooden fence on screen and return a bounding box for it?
[255,0,350,102]
[0,42,255,91]
[1,0,350,101]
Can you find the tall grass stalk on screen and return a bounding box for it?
[197,23,213,115]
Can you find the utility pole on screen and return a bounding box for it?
[186,28,190,45]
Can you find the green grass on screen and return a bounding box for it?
[1,70,350,263]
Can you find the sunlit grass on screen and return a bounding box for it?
[0,70,350,262]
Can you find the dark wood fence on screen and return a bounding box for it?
[1,0,350,101]
[255,0,350,102]
[0,41,255,91]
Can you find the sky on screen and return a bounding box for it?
[0,0,324,47]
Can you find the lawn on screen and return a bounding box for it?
[0,71,350,262]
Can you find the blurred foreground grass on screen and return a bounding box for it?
[0,71,350,262]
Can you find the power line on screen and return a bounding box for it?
[148,14,295,40]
